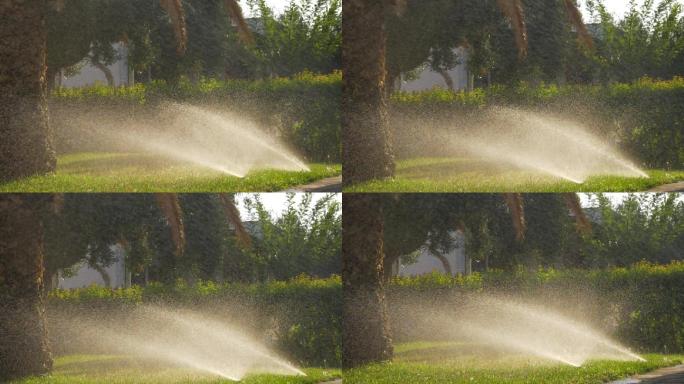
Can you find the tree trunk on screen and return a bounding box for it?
[433,253,453,275]
[90,56,115,87]
[437,68,455,91]
[91,263,111,288]
[0,1,56,182]
[0,195,53,380]
[382,249,400,282]
[342,0,395,185]
[342,194,393,368]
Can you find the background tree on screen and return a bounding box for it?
[585,0,684,82]
[43,194,252,287]
[247,0,341,77]
[242,193,341,281]
[583,193,684,266]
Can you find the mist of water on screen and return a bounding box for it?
[89,306,305,381]
[424,295,644,367]
[451,107,648,183]
[66,102,309,177]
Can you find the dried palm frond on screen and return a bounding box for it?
[160,0,188,55]
[155,193,185,256]
[503,193,526,241]
[218,194,252,248]
[563,0,594,50]
[496,0,528,59]
[224,0,254,44]
[563,193,592,235]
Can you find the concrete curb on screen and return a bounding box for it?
[286,176,342,192]
[608,364,684,384]
[648,182,684,192]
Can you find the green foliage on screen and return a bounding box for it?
[381,193,682,277]
[584,193,684,267]
[46,0,341,83]
[246,0,341,77]
[242,193,341,280]
[384,0,587,86]
[388,262,684,353]
[50,72,341,162]
[391,78,684,168]
[47,276,342,367]
[43,194,245,286]
[585,0,684,82]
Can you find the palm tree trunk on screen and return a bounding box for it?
[342,0,395,185]
[0,1,56,182]
[342,194,393,368]
[0,195,53,380]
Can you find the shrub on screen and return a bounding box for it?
[47,276,342,367]
[391,78,684,168]
[387,262,684,353]
[49,72,341,163]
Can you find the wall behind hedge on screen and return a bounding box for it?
[388,262,684,353]
[47,276,342,367]
[49,72,341,163]
[391,77,684,169]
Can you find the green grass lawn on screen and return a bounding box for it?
[343,342,684,384]
[10,355,341,384]
[344,158,684,192]
[0,153,341,192]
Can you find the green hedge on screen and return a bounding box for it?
[388,262,684,353]
[47,276,342,367]
[49,72,341,163]
[391,77,684,168]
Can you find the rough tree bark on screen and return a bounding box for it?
[342,194,393,368]
[0,1,56,182]
[0,195,53,380]
[342,0,395,185]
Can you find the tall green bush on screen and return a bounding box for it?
[391,78,684,168]
[47,276,342,367]
[388,262,684,353]
[49,72,341,163]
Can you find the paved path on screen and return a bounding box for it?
[287,176,342,192]
[648,182,684,192]
[318,379,342,384]
[609,365,684,384]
